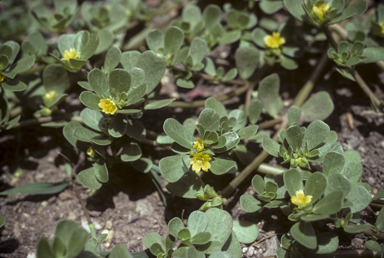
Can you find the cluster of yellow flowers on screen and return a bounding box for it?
[291,190,312,206]
[312,2,331,20]
[264,32,286,49]
[190,138,212,173]
[62,48,81,61]
[99,99,117,115]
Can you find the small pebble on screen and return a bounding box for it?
[26,253,36,258]
[41,201,47,207]
[247,246,255,256]
[105,220,113,230]
[102,229,114,248]
[242,247,248,253]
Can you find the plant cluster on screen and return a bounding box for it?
[0,0,384,258]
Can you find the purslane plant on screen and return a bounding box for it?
[0,1,383,258]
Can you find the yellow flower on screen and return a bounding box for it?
[381,22,384,34]
[43,91,56,101]
[312,2,331,20]
[99,99,117,115]
[0,72,4,82]
[193,138,204,152]
[264,32,286,49]
[62,48,81,61]
[190,152,212,173]
[87,146,96,158]
[291,190,313,206]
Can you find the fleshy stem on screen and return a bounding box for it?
[221,50,330,198]
[18,64,46,76]
[329,23,384,72]
[323,26,382,109]
[11,114,82,129]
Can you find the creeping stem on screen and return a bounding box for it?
[221,50,330,198]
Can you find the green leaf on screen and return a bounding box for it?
[365,240,383,253]
[164,118,195,149]
[313,191,343,215]
[248,99,263,125]
[36,238,55,258]
[164,26,184,57]
[120,51,141,71]
[93,161,108,183]
[260,0,283,14]
[323,152,345,176]
[203,5,222,31]
[110,244,133,258]
[304,172,327,203]
[0,215,5,228]
[203,209,233,249]
[130,158,153,173]
[144,98,175,110]
[344,224,372,233]
[198,108,221,132]
[146,29,164,53]
[284,0,305,21]
[95,29,114,55]
[280,56,298,70]
[205,97,227,118]
[300,92,334,122]
[330,0,367,24]
[262,137,280,157]
[335,68,355,81]
[238,125,258,140]
[376,207,384,230]
[121,142,142,162]
[80,108,103,132]
[109,69,131,99]
[136,51,166,94]
[285,125,303,152]
[343,161,362,183]
[221,231,241,258]
[3,55,35,79]
[0,181,68,195]
[1,79,28,92]
[251,175,265,195]
[209,251,231,258]
[168,217,185,238]
[190,38,208,65]
[210,158,237,175]
[251,28,267,48]
[290,221,317,250]
[80,91,101,111]
[235,46,259,80]
[325,173,351,198]
[315,232,339,254]
[191,232,211,245]
[104,47,122,74]
[302,120,330,150]
[88,68,109,98]
[66,227,90,258]
[232,220,258,244]
[361,47,384,64]
[346,185,372,213]
[343,150,361,163]
[228,109,247,131]
[258,73,282,118]
[74,30,99,60]
[310,142,343,162]
[177,79,195,88]
[165,170,205,198]
[283,168,303,197]
[159,155,190,183]
[43,64,68,95]
[188,211,209,236]
[142,232,166,251]
[186,246,204,258]
[74,126,112,146]
[77,167,102,190]
[3,41,20,64]
[288,106,301,126]
[240,194,262,213]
